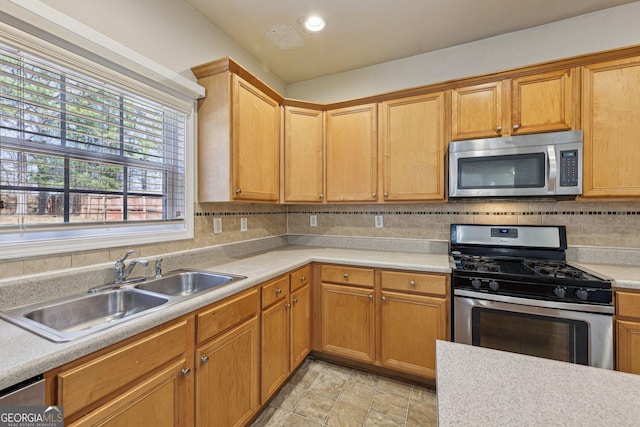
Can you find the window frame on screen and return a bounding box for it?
[0,14,197,260]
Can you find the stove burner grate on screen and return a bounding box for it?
[461,256,501,273]
[523,259,584,279]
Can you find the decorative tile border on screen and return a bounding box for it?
[286,209,640,216]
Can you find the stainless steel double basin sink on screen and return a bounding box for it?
[0,269,246,342]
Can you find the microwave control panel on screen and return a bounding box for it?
[559,150,579,187]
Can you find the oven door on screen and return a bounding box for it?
[454,289,613,369]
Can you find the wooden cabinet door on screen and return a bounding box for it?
[320,283,375,363]
[451,81,504,140]
[196,317,260,427]
[326,104,378,202]
[290,283,311,368]
[284,106,324,202]
[582,56,640,198]
[70,359,189,427]
[261,299,290,402]
[616,320,640,374]
[232,74,280,201]
[379,92,446,201]
[380,291,448,379]
[511,69,574,135]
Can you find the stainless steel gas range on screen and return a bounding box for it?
[450,224,614,369]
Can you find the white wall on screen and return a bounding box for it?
[286,2,640,103]
[37,0,287,94]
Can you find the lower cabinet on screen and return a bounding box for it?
[616,289,640,374]
[195,289,260,427]
[47,318,194,426]
[317,264,450,381]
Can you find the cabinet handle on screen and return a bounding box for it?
[384,192,388,197]
[382,296,387,301]
[276,288,282,294]
[513,124,520,131]
[496,126,503,134]
[319,194,324,199]
[368,294,373,300]
[201,356,209,364]
[343,273,349,279]
[235,188,242,194]
[300,276,305,281]
[285,303,291,308]
[181,368,191,377]
[292,298,298,303]
[371,193,376,198]
[409,280,416,287]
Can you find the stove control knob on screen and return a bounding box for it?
[576,288,589,301]
[554,286,567,298]
[488,280,499,291]
[471,279,482,289]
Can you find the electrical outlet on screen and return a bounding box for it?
[240,217,248,232]
[310,215,317,227]
[375,215,384,228]
[213,217,222,234]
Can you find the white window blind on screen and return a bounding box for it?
[0,39,189,254]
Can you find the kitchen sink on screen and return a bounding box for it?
[1,289,169,342]
[135,270,246,297]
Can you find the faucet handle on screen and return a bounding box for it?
[155,257,163,278]
[117,249,135,263]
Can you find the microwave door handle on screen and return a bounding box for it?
[547,146,557,191]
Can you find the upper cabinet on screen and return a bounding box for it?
[582,56,640,198]
[325,104,378,202]
[192,59,281,203]
[283,106,324,203]
[451,68,576,140]
[379,91,447,201]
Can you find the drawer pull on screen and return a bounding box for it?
[276,288,282,294]
[201,356,209,364]
[292,298,298,303]
[368,294,373,300]
[382,296,387,302]
[300,276,305,281]
[343,274,349,279]
[181,368,191,377]
[409,280,416,287]
[285,303,291,308]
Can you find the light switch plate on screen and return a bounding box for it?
[240,217,248,232]
[310,215,317,227]
[375,215,384,228]
[213,217,222,234]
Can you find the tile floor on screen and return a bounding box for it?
[251,358,438,426]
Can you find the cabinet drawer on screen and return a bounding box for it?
[290,264,311,292]
[381,271,448,296]
[58,319,190,418]
[321,265,374,288]
[262,275,290,309]
[616,290,640,319]
[198,289,259,344]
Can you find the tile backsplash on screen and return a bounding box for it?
[1,199,639,280]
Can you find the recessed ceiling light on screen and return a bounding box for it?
[304,15,326,32]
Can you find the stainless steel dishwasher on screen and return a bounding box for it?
[0,375,45,405]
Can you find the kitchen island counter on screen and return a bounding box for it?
[436,340,640,426]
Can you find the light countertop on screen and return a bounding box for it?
[436,340,640,426]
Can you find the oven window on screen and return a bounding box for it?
[458,153,545,189]
[471,308,589,365]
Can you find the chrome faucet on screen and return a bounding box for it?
[155,257,163,278]
[114,250,149,284]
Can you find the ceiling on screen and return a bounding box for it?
[184,0,637,83]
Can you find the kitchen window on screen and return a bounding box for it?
[0,23,196,259]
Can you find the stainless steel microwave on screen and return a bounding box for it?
[449,130,582,198]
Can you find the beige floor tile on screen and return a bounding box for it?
[292,390,335,424]
[409,385,437,403]
[281,412,323,427]
[337,380,376,410]
[308,372,347,399]
[288,364,320,390]
[349,370,379,386]
[326,401,368,427]
[407,398,438,426]
[313,360,353,380]
[370,389,409,420]
[252,405,292,427]
[364,409,407,426]
[270,383,307,411]
[376,376,412,398]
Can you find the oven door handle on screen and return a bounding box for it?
[454,289,614,314]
